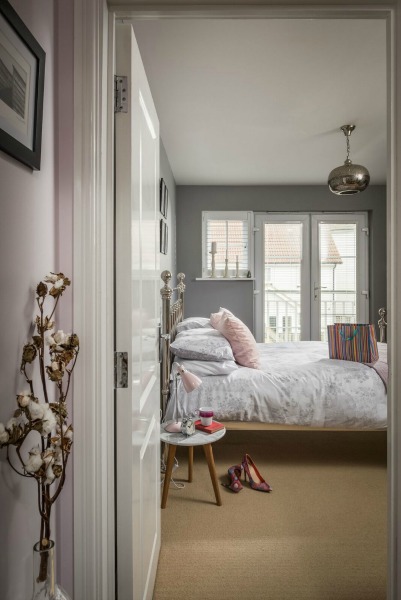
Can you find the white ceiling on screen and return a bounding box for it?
[132,19,387,186]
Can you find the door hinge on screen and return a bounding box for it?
[253,227,260,233]
[114,75,128,113]
[114,352,128,388]
[361,227,369,236]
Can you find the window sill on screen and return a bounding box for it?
[195,277,255,281]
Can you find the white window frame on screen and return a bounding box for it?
[202,211,254,278]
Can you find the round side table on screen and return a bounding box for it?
[160,425,226,508]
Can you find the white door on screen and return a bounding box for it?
[255,213,369,342]
[115,24,161,600]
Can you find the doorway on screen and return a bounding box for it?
[72,4,398,600]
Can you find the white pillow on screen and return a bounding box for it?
[176,328,222,338]
[176,317,212,333]
[173,359,238,377]
[170,332,234,361]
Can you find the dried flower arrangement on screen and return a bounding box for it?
[0,273,79,583]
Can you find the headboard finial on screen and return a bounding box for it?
[160,270,173,300]
[378,307,387,343]
[177,272,186,294]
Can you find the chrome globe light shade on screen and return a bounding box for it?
[328,125,370,195]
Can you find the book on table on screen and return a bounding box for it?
[195,420,224,434]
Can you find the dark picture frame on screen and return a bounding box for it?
[160,177,168,218]
[0,0,46,170]
[160,219,168,255]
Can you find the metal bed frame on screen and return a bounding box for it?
[160,270,186,417]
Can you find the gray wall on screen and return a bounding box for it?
[177,185,386,332]
[160,139,177,284]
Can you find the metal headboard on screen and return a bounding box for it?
[160,270,186,417]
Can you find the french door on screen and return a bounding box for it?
[254,213,369,343]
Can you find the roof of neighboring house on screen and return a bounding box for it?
[207,220,343,265]
[265,224,343,265]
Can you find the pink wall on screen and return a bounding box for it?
[0,1,74,597]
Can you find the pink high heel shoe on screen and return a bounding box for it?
[223,464,243,493]
[242,454,272,492]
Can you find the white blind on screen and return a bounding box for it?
[202,211,252,277]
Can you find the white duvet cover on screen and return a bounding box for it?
[166,341,387,429]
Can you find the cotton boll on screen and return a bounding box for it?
[42,407,57,436]
[28,401,45,421]
[0,423,9,444]
[46,335,56,347]
[44,273,58,284]
[62,424,73,440]
[25,447,43,474]
[6,418,17,431]
[17,394,31,408]
[44,464,55,485]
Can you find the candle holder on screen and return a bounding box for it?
[235,257,240,278]
[209,250,217,278]
[224,258,229,278]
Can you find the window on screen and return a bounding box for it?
[202,211,253,278]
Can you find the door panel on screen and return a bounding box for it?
[311,214,368,340]
[254,214,310,342]
[115,23,160,600]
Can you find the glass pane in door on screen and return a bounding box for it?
[319,223,357,341]
[264,223,302,342]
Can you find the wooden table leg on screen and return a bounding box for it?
[161,444,177,509]
[202,443,222,506]
[188,446,193,483]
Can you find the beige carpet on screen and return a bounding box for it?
[154,430,387,600]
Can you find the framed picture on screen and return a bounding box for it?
[160,178,168,218]
[160,219,168,255]
[0,0,46,170]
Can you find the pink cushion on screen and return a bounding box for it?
[210,307,234,328]
[212,310,260,369]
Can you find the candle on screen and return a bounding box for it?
[211,241,217,253]
[236,255,239,262]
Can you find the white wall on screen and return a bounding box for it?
[0,1,74,598]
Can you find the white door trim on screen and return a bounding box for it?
[73,1,115,599]
[73,4,399,600]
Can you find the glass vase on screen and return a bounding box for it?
[32,540,71,600]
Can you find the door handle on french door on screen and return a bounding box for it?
[313,284,327,300]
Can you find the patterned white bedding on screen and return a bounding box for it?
[166,341,387,429]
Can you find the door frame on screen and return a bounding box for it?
[73,2,400,599]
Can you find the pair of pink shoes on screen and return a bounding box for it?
[225,454,272,493]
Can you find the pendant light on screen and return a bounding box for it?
[328,125,370,195]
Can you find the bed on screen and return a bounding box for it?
[160,270,387,431]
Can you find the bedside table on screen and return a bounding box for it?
[160,425,226,508]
